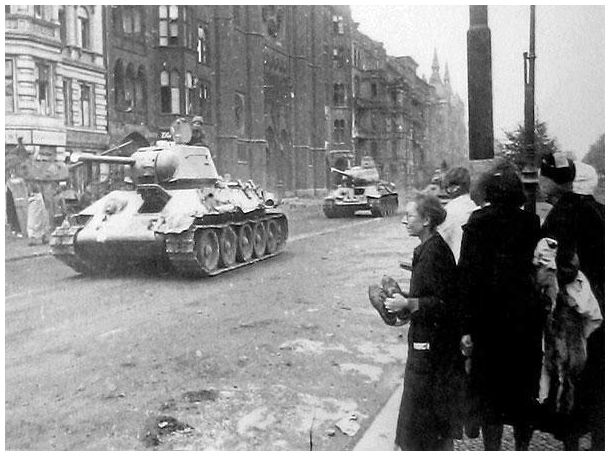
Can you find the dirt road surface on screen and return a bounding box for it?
[6,203,419,450]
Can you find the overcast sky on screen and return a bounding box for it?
[350,5,605,159]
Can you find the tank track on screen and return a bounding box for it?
[165,212,288,277]
[368,194,399,217]
[324,194,398,218]
[50,225,100,274]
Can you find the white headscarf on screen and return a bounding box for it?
[572,161,598,196]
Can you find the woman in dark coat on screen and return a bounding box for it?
[539,157,605,449]
[458,161,543,450]
[385,193,463,450]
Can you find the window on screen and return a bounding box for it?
[5,6,10,14]
[34,5,42,18]
[185,72,196,115]
[125,64,136,109]
[135,66,146,113]
[371,82,378,98]
[159,6,168,45]
[200,82,211,122]
[332,15,344,35]
[112,7,122,34]
[333,83,345,106]
[353,77,360,98]
[234,93,244,132]
[371,113,379,131]
[160,70,170,113]
[237,143,247,163]
[80,83,92,127]
[35,61,52,115]
[185,10,193,48]
[170,70,180,114]
[233,6,241,28]
[371,141,378,160]
[161,70,180,114]
[197,24,209,64]
[122,8,133,34]
[332,46,345,68]
[113,60,124,106]
[133,8,141,34]
[58,7,66,43]
[159,6,179,46]
[78,7,90,50]
[5,59,15,113]
[333,119,346,143]
[262,6,283,39]
[63,78,72,125]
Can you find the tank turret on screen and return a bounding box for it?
[51,118,288,277]
[71,121,219,188]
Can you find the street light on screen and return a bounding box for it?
[522,5,537,214]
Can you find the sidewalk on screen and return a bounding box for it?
[5,230,52,262]
[354,380,590,451]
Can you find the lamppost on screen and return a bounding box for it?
[522,5,537,214]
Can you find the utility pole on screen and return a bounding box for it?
[522,5,537,213]
[467,6,494,160]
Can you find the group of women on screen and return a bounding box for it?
[382,157,604,451]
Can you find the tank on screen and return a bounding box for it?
[50,119,288,277]
[323,156,399,218]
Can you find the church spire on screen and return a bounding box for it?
[444,62,451,85]
[429,48,441,85]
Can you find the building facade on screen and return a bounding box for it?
[6,5,467,204]
[5,5,107,167]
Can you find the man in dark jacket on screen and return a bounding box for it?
[539,154,605,450]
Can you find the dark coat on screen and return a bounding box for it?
[395,232,463,450]
[458,205,543,426]
[542,192,604,308]
[541,192,604,439]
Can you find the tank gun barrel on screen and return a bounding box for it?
[330,167,351,177]
[69,140,136,169]
[72,152,136,166]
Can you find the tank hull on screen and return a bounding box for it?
[323,187,398,218]
[51,189,288,277]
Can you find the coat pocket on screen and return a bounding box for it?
[407,345,432,374]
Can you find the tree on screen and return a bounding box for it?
[501,120,560,169]
[583,133,605,177]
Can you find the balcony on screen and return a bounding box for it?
[5,14,60,46]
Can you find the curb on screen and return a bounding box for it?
[353,383,403,451]
[5,251,51,263]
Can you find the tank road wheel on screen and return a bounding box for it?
[382,201,390,217]
[236,224,254,262]
[275,217,288,250]
[252,222,267,258]
[370,201,382,217]
[219,227,237,267]
[265,219,280,254]
[391,197,398,215]
[323,200,337,218]
[195,229,220,275]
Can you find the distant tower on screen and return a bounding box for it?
[429,48,441,85]
[444,62,451,92]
